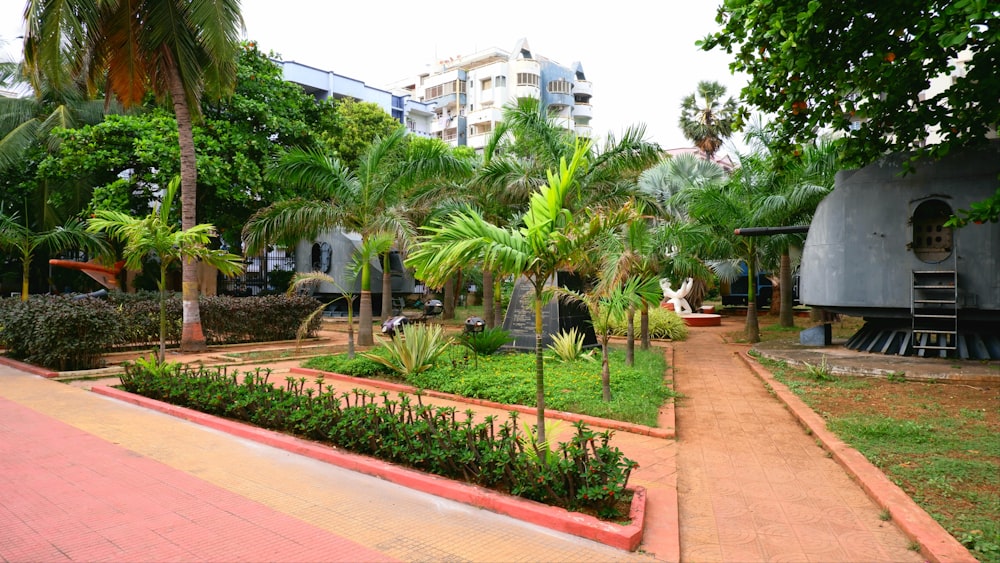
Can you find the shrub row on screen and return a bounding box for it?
[0,293,323,370]
[119,360,638,519]
[597,306,689,341]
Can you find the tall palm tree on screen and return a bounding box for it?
[243,127,471,346]
[88,178,243,362]
[23,0,245,351]
[678,80,740,160]
[408,140,610,444]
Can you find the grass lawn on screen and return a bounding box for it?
[304,344,675,428]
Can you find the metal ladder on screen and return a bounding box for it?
[911,263,958,357]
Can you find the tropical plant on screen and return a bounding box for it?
[0,212,108,300]
[457,326,512,357]
[560,276,662,401]
[287,271,356,358]
[408,140,618,443]
[546,328,594,363]
[24,0,245,351]
[88,177,244,361]
[599,306,689,341]
[243,126,471,346]
[678,80,742,159]
[362,323,452,377]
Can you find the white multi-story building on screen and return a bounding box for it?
[388,38,593,150]
[279,39,592,152]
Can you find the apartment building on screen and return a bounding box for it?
[279,38,592,151]
[388,38,593,150]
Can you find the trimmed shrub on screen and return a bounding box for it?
[596,307,688,341]
[0,295,124,370]
[119,361,638,519]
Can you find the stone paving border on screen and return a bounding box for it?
[736,350,977,563]
[92,385,647,551]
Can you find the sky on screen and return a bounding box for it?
[1,1,748,152]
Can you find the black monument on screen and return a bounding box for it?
[501,272,599,352]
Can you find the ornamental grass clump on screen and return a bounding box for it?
[118,359,638,519]
[363,323,452,376]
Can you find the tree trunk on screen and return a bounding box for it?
[626,304,635,366]
[640,298,650,350]
[779,251,794,327]
[482,269,495,327]
[746,256,761,343]
[358,260,374,346]
[533,287,547,446]
[494,276,504,326]
[601,335,612,401]
[380,252,392,322]
[442,276,456,320]
[167,61,206,352]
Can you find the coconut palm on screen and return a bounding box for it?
[407,140,609,444]
[243,127,471,346]
[679,80,741,159]
[88,178,243,362]
[0,211,108,300]
[24,0,245,351]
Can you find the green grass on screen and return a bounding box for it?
[306,345,674,427]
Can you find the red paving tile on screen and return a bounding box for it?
[0,397,395,563]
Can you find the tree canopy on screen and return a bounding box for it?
[700,1,999,171]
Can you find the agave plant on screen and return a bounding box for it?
[362,323,453,377]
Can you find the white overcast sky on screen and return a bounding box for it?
[1,1,748,152]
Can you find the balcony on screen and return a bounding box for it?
[574,80,592,100]
[575,125,593,139]
[573,103,593,121]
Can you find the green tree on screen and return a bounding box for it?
[699,0,1000,223]
[24,0,245,351]
[88,178,243,361]
[243,126,471,346]
[678,80,741,159]
[324,98,405,169]
[407,140,609,444]
[0,212,107,300]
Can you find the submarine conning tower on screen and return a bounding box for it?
[800,141,1000,360]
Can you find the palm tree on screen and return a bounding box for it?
[0,212,107,300]
[88,178,243,362]
[24,0,245,351]
[678,80,740,160]
[407,140,609,444]
[559,276,661,401]
[243,127,471,346]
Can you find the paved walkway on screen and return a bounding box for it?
[0,318,942,562]
[671,325,922,562]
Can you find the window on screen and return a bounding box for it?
[516,72,539,87]
[911,200,954,263]
[481,77,492,90]
[547,79,571,94]
[424,81,466,101]
[495,75,507,87]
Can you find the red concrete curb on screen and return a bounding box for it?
[291,366,675,439]
[91,385,646,551]
[736,351,977,563]
[0,355,58,378]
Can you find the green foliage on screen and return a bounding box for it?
[322,98,404,168]
[547,328,595,362]
[598,307,689,341]
[363,324,453,377]
[456,326,512,356]
[409,347,674,427]
[0,293,323,369]
[801,355,834,381]
[302,351,390,379]
[117,362,638,519]
[0,295,123,370]
[700,1,1000,170]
